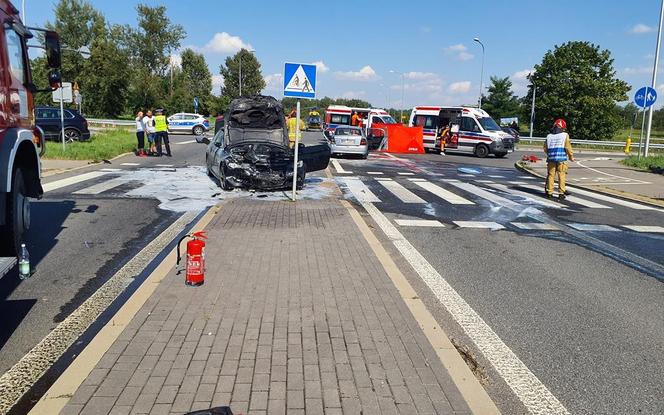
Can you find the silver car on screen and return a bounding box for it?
[330,126,369,159]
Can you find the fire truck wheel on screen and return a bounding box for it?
[475,144,489,158]
[0,168,29,256]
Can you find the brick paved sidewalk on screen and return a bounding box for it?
[61,199,472,415]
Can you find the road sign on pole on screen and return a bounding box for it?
[52,82,73,103]
[634,86,657,108]
[193,96,199,113]
[283,62,317,99]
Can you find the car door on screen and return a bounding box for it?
[458,116,481,152]
[168,114,183,132]
[210,129,225,176]
[37,108,59,139]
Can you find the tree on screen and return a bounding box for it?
[481,76,521,121]
[181,49,212,113]
[526,41,629,140]
[220,49,266,100]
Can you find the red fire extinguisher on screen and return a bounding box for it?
[176,231,207,286]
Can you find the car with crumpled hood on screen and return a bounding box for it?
[203,95,330,191]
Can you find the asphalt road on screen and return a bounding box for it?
[331,151,664,414]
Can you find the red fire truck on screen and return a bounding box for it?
[0,0,61,270]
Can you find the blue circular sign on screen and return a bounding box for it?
[634,86,657,108]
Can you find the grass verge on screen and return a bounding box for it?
[43,130,135,162]
[621,155,664,174]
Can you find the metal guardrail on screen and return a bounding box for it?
[87,118,134,127]
[519,136,664,150]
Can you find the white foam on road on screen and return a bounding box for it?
[520,184,611,209]
[394,219,445,227]
[339,177,381,203]
[360,201,569,415]
[486,183,565,209]
[567,223,620,232]
[174,139,196,145]
[453,221,505,230]
[331,159,352,174]
[413,180,474,205]
[447,180,522,210]
[622,225,664,233]
[377,180,426,203]
[512,222,561,231]
[43,171,110,193]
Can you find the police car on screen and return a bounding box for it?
[167,113,210,136]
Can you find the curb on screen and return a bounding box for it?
[42,151,134,178]
[514,162,664,208]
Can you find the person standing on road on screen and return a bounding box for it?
[143,110,156,156]
[544,118,574,200]
[135,111,146,157]
[154,108,172,157]
[287,109,305,149]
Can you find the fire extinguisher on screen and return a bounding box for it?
[176,231,207,286]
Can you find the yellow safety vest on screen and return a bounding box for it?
[154,115,168,132]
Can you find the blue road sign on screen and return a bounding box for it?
[634,86,657,108]
[193,96,199,112]
[283,62,317,99]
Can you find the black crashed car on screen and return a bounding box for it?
[35,106,91,142]
[501,126,520,143]
[202,95,330,191]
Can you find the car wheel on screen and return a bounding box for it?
[193,125,204,136]
[475,144,489,158]
[64,128,81,142]
[495,152,508,158]
[0,169,29,256]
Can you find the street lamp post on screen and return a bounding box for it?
[645,0,664,157]
[529,74,536,138]
[238,48,256,97]
[473,37,485,109]
[390,70,405,123]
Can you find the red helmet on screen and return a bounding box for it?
[553,119,567,130]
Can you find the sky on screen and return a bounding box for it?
[24,0,664,109]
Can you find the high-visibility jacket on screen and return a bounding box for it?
[154,115,168,132]
[544,132,573,162]
[287,117,306,146]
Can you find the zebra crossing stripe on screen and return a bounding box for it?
[377,180,426,203]
[394,219,445,227]
[73,178,127,195]
[512,222,560,231]
[340,177,381,202]
[367,171,384,175]
[486,183,564,209]
[567,223,620,232]
[519,184,611,209]
[454,221,504,230]
[43,172,110,193]
[413,180,474,205]
[447,181,522,210]
[622,225,664,233]
[331,159,352,174]
[567,186,661,211]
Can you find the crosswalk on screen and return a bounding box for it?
[337,175,664,234]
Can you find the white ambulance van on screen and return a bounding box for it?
[409,106,515,157]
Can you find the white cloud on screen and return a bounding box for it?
[404,71,438,81]
[169,54,182,68]
[211,74,224,95]
[313,61,329,73]
[390,72,444,95]
[263,73,283,92]
[202,32,252,54]
[510,69,533,96]
[335,65,379,81]
[630,23,654,34]
[623,66,662,75]
[444,44,474,61]
[341,90,366,99]
[449,81,472,94]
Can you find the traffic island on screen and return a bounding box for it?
[33,198,493,414]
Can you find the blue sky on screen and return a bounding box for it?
[26,0,664,108]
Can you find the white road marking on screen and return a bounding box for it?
[486,183,565,209]
[174,139,196,145]
[512,222,561,231]
[567,223,620,232]
[100,168,121,172]
[361,202,569,414]
[476,180,495,183]
[155,164,174,167]
[331,159,352,174]
[367,171,384,175]
[73,178,127,195]
[413,180,474,205]
[43,171,110,193]
[395,219,445,227]
[120,162,140,166]
[622,225,664,233]
[520,185,611,209]
[458,174,475,177]
[453,221,505,230]
[488,175,505,178]
[508,181,528,185]
[340,177,381,202]
[378,180,426,203]
[407,178,427,182]
[398,172,415,176]
[521,176,537,180]
[575,160,650,184]
[447,180,522,210]
[567,186,661,211]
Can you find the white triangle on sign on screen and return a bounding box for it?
[285,65,313,93]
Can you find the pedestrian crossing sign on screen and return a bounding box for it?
[283,62,316,99]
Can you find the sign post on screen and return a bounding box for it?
[193,96,199,114]
[53,82,73,151]
[283,62,317,201]
[634,86,657,159]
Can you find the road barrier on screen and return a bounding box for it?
[519,136,664,150]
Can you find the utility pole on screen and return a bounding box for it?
[238,49,256,98]
[529,75,536,138]
[474,38,485,109]
[645,0,664,157]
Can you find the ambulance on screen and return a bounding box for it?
[409,106,515,157]
[324,106,396,148]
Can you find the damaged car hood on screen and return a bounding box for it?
[226,127,289,147]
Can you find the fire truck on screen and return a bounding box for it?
[0,0,61,274]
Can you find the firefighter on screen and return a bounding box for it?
[351,111,360,127]
[287,109,305,148]
[544,119,574,200]
[154,108,172,157]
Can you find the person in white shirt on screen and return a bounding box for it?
[142,110,156,156]
[135,111,146,156]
